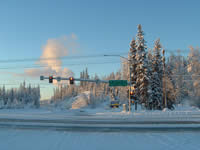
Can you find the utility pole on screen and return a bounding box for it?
[128,59,131,113]
[104,54,132,113]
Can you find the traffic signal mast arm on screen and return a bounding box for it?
[40,75,131,85]
[40,76,109,84]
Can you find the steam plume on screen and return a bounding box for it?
[24,34,78,83]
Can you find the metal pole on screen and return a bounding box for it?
[129,60,131,113]
[164,64,167,108]
[103,54,132,113]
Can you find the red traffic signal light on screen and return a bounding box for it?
[130,91,134,96]
[49,76,53,83]
[69,77,74,84]
[130,91,134,99]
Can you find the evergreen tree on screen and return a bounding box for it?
[34,85,40,108]
[135,24,149,105]
[147,49,153,109]
[151,39,163,109]
[2,85,6,105]
[129,38,138,100]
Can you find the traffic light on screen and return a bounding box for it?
[131,100,135,104]
[69,77,74,85]
[49,76,53,83]
[130,91,134,99]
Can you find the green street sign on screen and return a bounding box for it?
[109,80,128,86]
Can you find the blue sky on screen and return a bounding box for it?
[0,0,199,99]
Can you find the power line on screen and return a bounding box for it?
[0,48,196,65]
[0,61,120,70]
[0,52,127,64]
[0,49,194,64]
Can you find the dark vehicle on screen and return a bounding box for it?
[110,100,120,108]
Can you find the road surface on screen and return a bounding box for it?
[1,113,200,131]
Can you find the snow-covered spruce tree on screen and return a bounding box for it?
[151,39,163,110]
[135,24,149,106]
[2,85,6,105]
[147,49,154,109]
[129,38,139,100]
[33,85,40,108]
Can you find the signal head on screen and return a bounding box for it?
[49,76,53,83]
[69,77,74,84]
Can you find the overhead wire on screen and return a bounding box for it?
[0,52,126,70]
[0,52,128,63]
[0,61,121,70]
[0,49,193,64]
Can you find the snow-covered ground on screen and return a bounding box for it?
[0,128,200,150]
[39,92,200,119]
[0,103,200,120]
[0,104,200,132]
[1,101,200,150]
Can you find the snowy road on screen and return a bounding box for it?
[1,114,200,132]
[1,108,200,131]
[0,128,200,150]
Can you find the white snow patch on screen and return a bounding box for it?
[71,92,90,109]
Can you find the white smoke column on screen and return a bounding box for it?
[39,34,77,73]
[40,39,66,72]
[23,34,78,82]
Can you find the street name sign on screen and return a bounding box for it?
[109,80,128,86]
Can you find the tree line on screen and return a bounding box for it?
[0,81,40,108]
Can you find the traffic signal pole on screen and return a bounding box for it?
[104,54,132,114]
[40,76,109,84]
[128,61,131,114]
